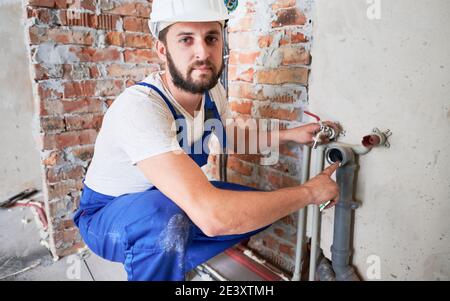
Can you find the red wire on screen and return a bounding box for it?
[304,111,321,121]
[11,203,48,230]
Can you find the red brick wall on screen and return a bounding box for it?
[24,0,313,273]
[225,0,313,274]
[24,0,160,258]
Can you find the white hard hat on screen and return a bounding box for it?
[149,0,231,39]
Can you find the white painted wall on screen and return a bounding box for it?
[0,2,42,200]
[309,0,450,280]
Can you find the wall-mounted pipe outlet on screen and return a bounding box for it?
[327,128,392,156]
[325,146,355,166]
[313,123,337,149]
[362,128,392,148]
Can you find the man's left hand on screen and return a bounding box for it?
[284,121,341,145]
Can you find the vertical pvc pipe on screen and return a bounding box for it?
[292,145,311,281]
[329,148,360,281]
[309,145,325,281]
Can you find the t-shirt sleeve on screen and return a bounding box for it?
[116,92,183,165]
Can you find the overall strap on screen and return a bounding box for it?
[204,91,227,151]
[137,82,227,150]
[204,91,224,124]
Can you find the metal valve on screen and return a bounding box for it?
[304,111,341,149]
[312,121,338,149]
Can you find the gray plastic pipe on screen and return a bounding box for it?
[293,141,376,281]
[326,146,360,281]
[308,145,326,281]
[292,145,311,281]
[327,142,371,156]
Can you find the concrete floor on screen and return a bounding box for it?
[0,206,264,281]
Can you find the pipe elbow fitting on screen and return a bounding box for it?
[362,128,391,148]
[325,146,355,166]
[362,134,382,148]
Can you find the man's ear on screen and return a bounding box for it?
[155,40,167,62]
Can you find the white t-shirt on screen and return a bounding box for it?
[84,71,231,197]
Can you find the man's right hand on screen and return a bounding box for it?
[303,163,340,209]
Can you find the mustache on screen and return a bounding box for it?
[188,60,216,72]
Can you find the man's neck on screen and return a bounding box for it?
[162,72,203,117]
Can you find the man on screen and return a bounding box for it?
[73,0,340,281]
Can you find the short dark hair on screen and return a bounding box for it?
[158,26,170,45]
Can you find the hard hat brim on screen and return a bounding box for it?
[156,11,229,23]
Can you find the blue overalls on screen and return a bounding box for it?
[73,82,269,281]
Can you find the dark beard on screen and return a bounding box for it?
[166,50,224,94]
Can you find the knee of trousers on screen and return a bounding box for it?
[121,190,194,254]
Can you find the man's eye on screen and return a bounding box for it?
[207,36,219,43]
[179,37,192,43]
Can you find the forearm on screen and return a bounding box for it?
[197,185,312,236]
[137,151,317,238]
[279,128,293,144]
